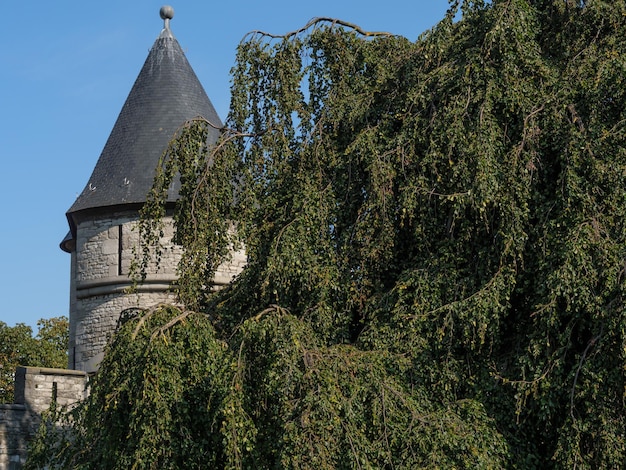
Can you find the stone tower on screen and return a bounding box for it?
[60,7,245,373]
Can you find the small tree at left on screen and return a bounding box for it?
[0,316,69,403]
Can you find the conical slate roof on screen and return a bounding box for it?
[66,8,222,230]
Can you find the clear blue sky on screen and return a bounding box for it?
[1,1,452,330]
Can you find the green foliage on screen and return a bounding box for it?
[27,306,233,469]
[28,305,506,469]
[0,317,68,403]
[31,0,626,468]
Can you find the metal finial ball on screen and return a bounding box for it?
[160,6,174,20]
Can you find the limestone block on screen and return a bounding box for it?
[102,239,118,256]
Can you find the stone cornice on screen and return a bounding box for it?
[76,275,177,299]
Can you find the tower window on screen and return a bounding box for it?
[118,225,123,276]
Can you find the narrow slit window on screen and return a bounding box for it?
[118,224,123,276]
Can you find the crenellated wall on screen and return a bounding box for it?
[0,367,87,470]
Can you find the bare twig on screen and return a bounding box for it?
[242,17,395,43]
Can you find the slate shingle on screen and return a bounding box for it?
[66,26,222,231]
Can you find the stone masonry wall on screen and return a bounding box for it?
[70,211,246,372]
[0,367,87,470]
[70,211,181,372]
[74,212,182,283]
[71,290,178,372]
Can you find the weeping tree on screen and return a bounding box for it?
[28,0,626,468]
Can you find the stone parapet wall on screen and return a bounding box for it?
[0,367,87,470]
[13,367,88,415]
